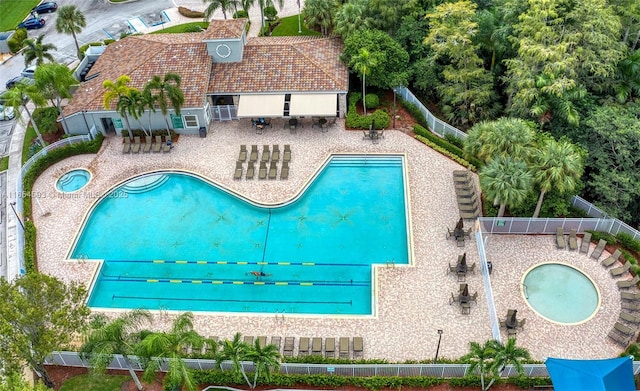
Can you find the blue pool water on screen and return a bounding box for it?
[74,155,409,315]
[523,263,599,324]
[57,169,91,192]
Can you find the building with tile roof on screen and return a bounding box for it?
[61,19,349,136]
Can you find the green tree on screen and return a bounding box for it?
[1,80,47,146]
[480,155,534,217]
[34,63,77,133]
[463,340,497,391]
[220,332,251,386]
[485,338,530,390]
[203,0,240,20]
[144,73,184,137]
[464,117,536,164]
[80,310,152,391]
[55,5,86,60]
[103,75,134,138]
[22,34,56,67]
[137,312,202,391]
[530,136,585,218]
[615,48,640,103]
[350,48,377,115]
[334,0,368,38]
[246,339,280,388]
[303,0,337,35]
[364,0,420,35]
[0,373,49,391]
[424,0,496,125]
[0,274,90,388]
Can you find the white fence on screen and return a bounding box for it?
[475,225,501,343]
[571,196,640,240]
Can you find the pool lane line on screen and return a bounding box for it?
[100,277,370,286]
[260,209,272,275]
[111,295,353,305]
[107,259,369,267]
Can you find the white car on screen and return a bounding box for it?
[0,104,16,121]
[21,65,37,79]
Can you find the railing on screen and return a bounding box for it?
[475,224,500,342]
[15,135,91,275]
[477,217,617,235]
[571,196,640,240]
[211,105,238,121]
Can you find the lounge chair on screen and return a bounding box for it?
[453,170,470,179]
[283,144,291,162]
[249,145,258,162]
[311,337,322,355]
[268,161,277,180]
[283,337,294,357]
[458,194,478,205]
[618,276,640,290]
[325,337,335,358]
[460,211,479,219]
[298,337,310,356]
[143,136,152,153]
[459,202,479,213]
[163,136,171,152]
[238,145,247,162]
[456,188,476,198]
[454,176,471,185]
[153,135,162,153]
[620,312,640,325]
[602,250,622,268]
[271,144,280,161]
[579,232,592,253]
[246,161,255,180]
[258,161,267,180]
[568,229,578,251]
[556,227,566,249]
[122,137,131,154]
[353,337,363,358]
[608,329,631,346]
[614,321,634,336]
[132,136,141,153]
[233,161,243,180]
[621,292,640,301]
[257,336,267,348]
[261,144,270,162]
[590,239,606,259]
[339,337,349,359]
[244,336,254,345]
[610,262,631,277]
[270,336,281,352]
[280,161,289,180]
[622,301,640,311]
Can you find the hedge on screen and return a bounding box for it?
[585,230,617,246]
[346,92,391,129]
[413,125,480,170]
[617,232,640,253]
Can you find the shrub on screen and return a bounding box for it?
[183,24,205,32]
[178,6,205,18]
[415,135,475,170]
[364,93,379,109]
[33,107,60,134]
[444,133,464,149]
[233,10,248,18]
[585,230,617,245]
[264,6,278,20]
[8,28,28,53]
[621,250,637,264]
[413,125,481,170]
[617,232,640,253]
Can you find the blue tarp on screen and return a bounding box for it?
[545,356,635,391]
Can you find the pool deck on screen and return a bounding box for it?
[32,119,628,361]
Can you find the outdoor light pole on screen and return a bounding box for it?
[393,88,397,129]
[433,329,443,364]
[10,202,25,231]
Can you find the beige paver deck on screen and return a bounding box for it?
[32,119,626,361]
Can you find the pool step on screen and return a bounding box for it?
[330,156,403,168]
[121,174,169,194]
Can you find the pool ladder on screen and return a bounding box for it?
[522,283,529,299]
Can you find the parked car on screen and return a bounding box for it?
[0,104,16,121]
[18,18,46,30]
[5,76,34,89]
[21,65,37,78]
[32,2,58,14]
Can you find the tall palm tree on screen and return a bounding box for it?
[531,137,585,218]
[303,0,336,35]
[1,81,46,146]
[334,0,368,38]
[203,0,240,19]
[350,48,377,115]
[219,332,251,386]
[463,340,497,391]
[464,117,536,164]
[246,339,280,389]
[245,0,284,34]
[103,75,134,138]
[22,34,56,67]
[485,338,530,390]
[480,155,534,217]
[34,63,76,133]
[136,312,202,391]
[144,73,184,139]
[80,310,152,391]
[55,5,86,59]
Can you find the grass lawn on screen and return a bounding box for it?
[0,0,41,32]
[59,374,129,391]
[0,156,8,171]
[271,15,321,36]
[152,22,209,34]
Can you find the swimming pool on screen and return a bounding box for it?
[57,169,91,193]
[74,155,410,315]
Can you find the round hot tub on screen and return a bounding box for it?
[56,169,91,193]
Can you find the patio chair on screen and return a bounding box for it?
[446,227,455,240]
[246,161,255,180]
[590,239,606,260]
[270,336,281,352]
[556,227,566,249]
[449,292,460,305]
[233,161,243,180]
[448,262,457,275]
[163,136,172,153]
[579,232,592,253]
[568,229,578,251]
[153,135,162,153]
[470,292,479,304]
[122,137,132,153]
[249,145,259,162]
[283,144,291,163]
[617,276,640,290]
[271,144,280,161]
[298,337,310,356]
[325,337,335,358]
[517,318,526,330]
[339,337,349,359]
[261,145,271,162]
[238,145,247,162]
[507,328,517,338]
[622,301,640,311]
[280,161,289,180]
[263,118,272,128]
[621,292,640,301]
[353,337,363,358]
[457,236,465,247]
[457,270,466,282]
[614,322,634,336]
[258,161,267,180]
[268,161,278,180]
[143,136,152,153]
[283,337,295,357]
[608,329,631,346]
[311,337,322,355]
[461,302,471,315]
[132,136,141,153]
[244,336,254,345]
[257,336,267,348]
[610,261,631,277]
[602,250,622,268]
[619,312,640,325]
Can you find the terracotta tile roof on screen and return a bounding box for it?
[209,36,348,94]
[202,18,247,40]
[64,34,211,116]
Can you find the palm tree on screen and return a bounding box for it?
[22,34,56,67]
[480,155,534,217]
[246,339,280,389]
[334,0,368,38]
[80,310,152,391]
[246,0,284,34]
[485,338,530,390]
[34,63,76,133]
[464,117,536,164]
[203,0,240,19]
[55,5,86,59]
[219,332,251,386]
[136,312,202,391]
[139,88,157,136]
[463,340,497,391]
[144,73,184,138]
[1,81,46,146]
[303,0,336,35]
[531,137,585,218]
[103,75,134,138]
[350,48,377,115]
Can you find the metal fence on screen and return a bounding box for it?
[571,196,640,240]
[475,224,501,342]
[15,135,91,274]
[476,217,617,235]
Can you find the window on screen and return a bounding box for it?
[183,115,198,128]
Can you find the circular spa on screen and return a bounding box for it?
[522,262,600,325]
[56,169,91,193]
